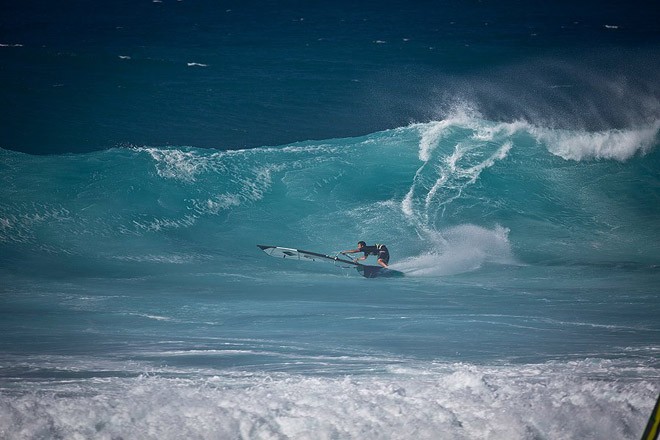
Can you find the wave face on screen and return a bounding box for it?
[2,116,658,276]
[1,116,659,438]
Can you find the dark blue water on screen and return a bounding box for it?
[1,2,659,439]
[2,0,658,153]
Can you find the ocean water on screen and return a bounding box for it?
[1,1,659,439]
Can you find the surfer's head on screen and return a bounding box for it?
[357,241,366,249]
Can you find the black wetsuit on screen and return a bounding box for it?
[362,244,390,265]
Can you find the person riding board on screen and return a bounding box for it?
[342,241,390,268]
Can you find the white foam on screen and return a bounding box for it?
[132,148,281,225]
[402,117,519,227]
[112,253,195,264]
[416,111,659,165]
[395,224,517,276]
[414,110,482,162]
[532,121,659,161]
[136,147,210,182]
[192,194,242,214]
[414,116,527,162]
[0,204,72,245]
[0,360,655,440]
[130,313,176,322]
[132,214,198,232]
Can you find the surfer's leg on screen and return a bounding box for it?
[378,249,389,268]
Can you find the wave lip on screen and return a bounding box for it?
[532,121,660,161]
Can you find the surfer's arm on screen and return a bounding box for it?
[340,249,364,263]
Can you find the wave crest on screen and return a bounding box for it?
[532,121,659,161]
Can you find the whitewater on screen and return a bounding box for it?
[1,115,659,439]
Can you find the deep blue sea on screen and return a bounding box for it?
[1,1,659,439]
